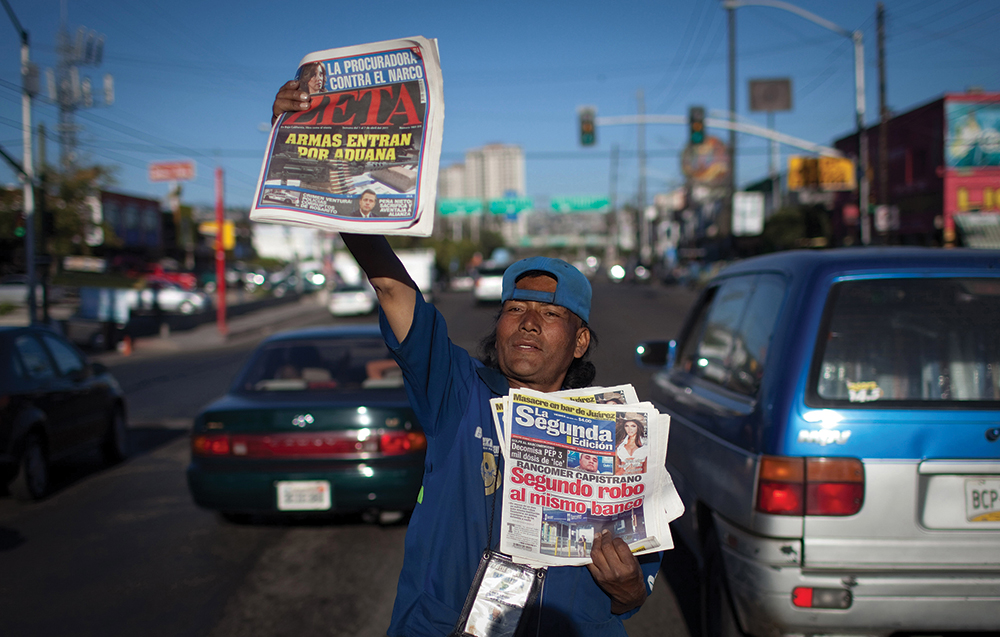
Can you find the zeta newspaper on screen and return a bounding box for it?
[250,36,443,237]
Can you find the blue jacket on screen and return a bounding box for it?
[384,294,662,636]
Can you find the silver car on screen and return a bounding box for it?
[124,283,210,315]
[637,248,1000,637]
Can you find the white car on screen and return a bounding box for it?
[328,284,378,317]
[472,266,506,303]
[124,284,210,315]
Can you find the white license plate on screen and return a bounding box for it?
[965,478,1000,522]
[276,480,332,511]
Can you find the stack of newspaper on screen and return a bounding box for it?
[490,384,684,568]
[250,36,444,237]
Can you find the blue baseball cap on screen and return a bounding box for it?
[501,257,592,323]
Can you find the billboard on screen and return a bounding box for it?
[681,136,728,187]
[749,78,792,113]
[943,96,1000,240]
[945,98,1000,168]
[787,156,855,191]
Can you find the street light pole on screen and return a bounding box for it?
[722,0,870,245]
[853,30,870,245]
[3,0,37,320]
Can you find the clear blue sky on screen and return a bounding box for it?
[1,0,999,210]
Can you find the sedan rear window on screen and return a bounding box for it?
[238,337,402,392]
[812,277,1000,406]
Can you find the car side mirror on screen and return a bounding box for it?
[635,340,676,370]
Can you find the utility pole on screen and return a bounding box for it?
[607,143,620,267]
[854,30,870,246]
[877,2,889,239]
[37,123,50,323]
[726,4,737,244]
[636,89,648,263]
[52,4,111,169]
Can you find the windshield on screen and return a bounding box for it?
[238,337,402,392]
[811,277,1000,406]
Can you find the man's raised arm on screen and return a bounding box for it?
[340,234,417,343]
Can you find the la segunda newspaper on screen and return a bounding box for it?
[496,387,684,568]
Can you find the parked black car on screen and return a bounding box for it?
[0,326,128,501]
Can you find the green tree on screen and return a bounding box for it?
[0,188,28,272]
[41,164,118,266]
[760,204,831,253]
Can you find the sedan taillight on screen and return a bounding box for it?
[191,430,426,458]
[379,430,428,455]
[756,456,864,516]
[192,434,231,456]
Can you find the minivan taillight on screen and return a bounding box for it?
[756,456,864,516]
[757,456,804,514]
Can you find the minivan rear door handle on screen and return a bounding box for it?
[918,460,1000,474]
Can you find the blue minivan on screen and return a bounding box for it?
[637,248,1000,637]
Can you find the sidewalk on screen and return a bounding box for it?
[1,293,333,361]
[97,294,333,361]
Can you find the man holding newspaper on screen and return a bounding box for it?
[272,83,672,637]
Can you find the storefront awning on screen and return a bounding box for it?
[954,213,1000,249]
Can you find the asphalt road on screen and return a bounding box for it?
[0,280,699,637]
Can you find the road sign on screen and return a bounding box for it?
[148,160,196,182]
[732,191,765,236]
[438,198,482,215]
[788,156,855,191]
[549,196,610,213]
[489,198,532,215]
[818,156,856,191]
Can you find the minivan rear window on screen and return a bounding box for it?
[811,277,1000,406]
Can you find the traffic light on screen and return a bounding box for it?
[579,107,596,146]
[14,212,26,238]
[689,106,705,145]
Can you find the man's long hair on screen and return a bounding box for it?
[477,311,597,389]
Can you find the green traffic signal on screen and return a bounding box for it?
[579,108,596,146]
[689,106,705,146]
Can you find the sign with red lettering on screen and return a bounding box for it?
[149,160,196,182]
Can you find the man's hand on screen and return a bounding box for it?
[272,80,311,124]
[587,529,648,615]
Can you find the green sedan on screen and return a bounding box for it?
[186,325,425,523]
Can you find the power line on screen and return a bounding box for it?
[648,0,708,103]
[654,6,721,112]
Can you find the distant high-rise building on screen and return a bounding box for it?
[464,144,525,199]
[438,163,466,199]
